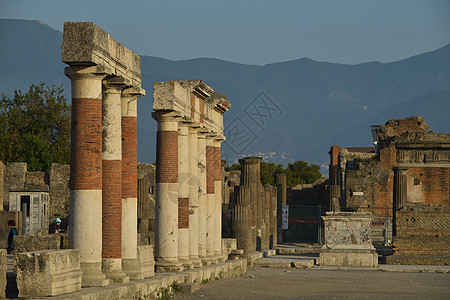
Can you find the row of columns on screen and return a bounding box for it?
[153,112,225,272]
[66,66,144,286]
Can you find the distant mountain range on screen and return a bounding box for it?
[1,19,449,171]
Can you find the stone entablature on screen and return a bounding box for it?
[153,81,230,138]
[62,22,142,88]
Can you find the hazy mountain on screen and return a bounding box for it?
[1,19,449,170]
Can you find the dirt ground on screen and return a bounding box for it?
[173,266,450,299]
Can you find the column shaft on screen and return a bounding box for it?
[213,140,225,261]
[121,88,142,279]
[65,65,109,287]
[188,127,203,267]
[197,133,210,265]
[154,113,183,272]
[206,138,218,264]
[178,124,193,270]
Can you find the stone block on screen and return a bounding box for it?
[293,259,315,269]
[0,249,6,298]
[319,249,378,267]
[15,249,82,297]
[179,282,197,294]
[138,245,155,279]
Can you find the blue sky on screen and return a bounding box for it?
[1,0,449,65]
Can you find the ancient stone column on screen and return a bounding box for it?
[101,78,129,283]
[153,112,183,272]
[275,173,286,243]
[270,185,278,249]
[177,123,194,270]
[232,185,252,254]
[394,167,408,210]
[213,139,225,262]
[121,87,144,279]
[240,157,263,251]
[197,132,211,266]
[206,137,218,264]
[65,65,110,287]
[188,126,203,268]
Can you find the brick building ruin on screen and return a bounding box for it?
[328,116,450,261]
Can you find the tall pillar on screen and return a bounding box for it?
[178,123,194,270]
[154,112,183,272]
[213,139,226,262]
[197,132,211,266]
[394,167,408,237]
[275,173,286,243]
[206,137,218,264]
[188,127,203,268]
[270,185,278,249]
[101,78,129,283]
[121,87,143,279]
[232,185,252,254]
[240,157,263,252]
[65,65,110,287]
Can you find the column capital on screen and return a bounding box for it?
[64,65,109,80]
[102,76,128,94]
[121,86,144,118]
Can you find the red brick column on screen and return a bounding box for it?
[65,65,109,287]
[153,112,183,272]
[101,80,128,283]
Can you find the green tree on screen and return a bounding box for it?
[260,161,284,185]
[285,160,322,186]
[0,82,71,172]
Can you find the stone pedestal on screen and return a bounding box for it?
[15,249,82,297]
[319,212,378,267]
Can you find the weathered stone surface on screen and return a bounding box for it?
[15,249,82,297]
[320,212,378,267]
[14,234,62,253]
[62,22,142,88]
[0,249,6,298]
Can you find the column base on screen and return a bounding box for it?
[102,258,130,283]
[189,256,203,268]
[215,253,227,263]
[155,260,184,273]
[199,256,212,266]
[122,258,144,280]
[206,255,218,265]
[81,262,110,287]
[179,258,194,270]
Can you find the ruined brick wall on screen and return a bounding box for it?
[137,163,156,233]
[405,168,450,206]
[394,206,450,255]
[49,164,70,221]
[287,179,328,207]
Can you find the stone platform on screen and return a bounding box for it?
[29,259,247,299]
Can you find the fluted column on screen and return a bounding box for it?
[65,65,110,287]
[121,87,144,279]
[178,123,194,270]
[188,126,203,267]
[153,112,183,272]
[101,78,129,283]
[197,132,211,266]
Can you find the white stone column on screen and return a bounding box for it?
[213,139,226,262]
[197,132,211,265]
[206,136,218,264]
[154,112,183,272]
[188,126,203,268]
[178,123,194,270]
[65,65,110,287]
[121,87,144,279]
[101,78,129,283]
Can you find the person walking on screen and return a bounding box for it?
[7,220,17,254]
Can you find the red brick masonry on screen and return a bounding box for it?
[156,130,178,183]
[122,116,138,198]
